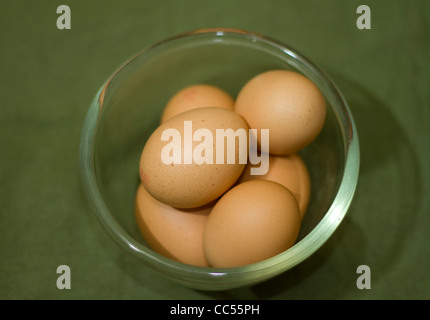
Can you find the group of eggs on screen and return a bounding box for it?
[135,70,326,268]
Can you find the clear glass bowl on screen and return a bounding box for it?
[79,28,360,291]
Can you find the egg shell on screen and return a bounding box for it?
[203,180,301,268]
[135,183,211,267]
[161,84,234,123]
[234,69,326,155]
[237,153,310,218]
[140,107,249,208]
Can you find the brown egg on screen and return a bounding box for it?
[161,84,234,123]
[140,107,248,208]
[135,183,211,267]
[234,70,326,155]
[237,153,311,218]
[203,180,301,268]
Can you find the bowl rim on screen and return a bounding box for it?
[79,28,360,289]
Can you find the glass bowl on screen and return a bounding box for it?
[79,28,360,291]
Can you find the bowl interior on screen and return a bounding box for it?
[83,31,357,290]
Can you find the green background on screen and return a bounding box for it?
[1,0,429,300]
